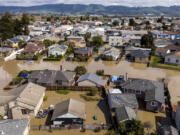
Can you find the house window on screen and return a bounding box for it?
[136,90,141,94]
[176,59,179,63]
[21,109,28,114]
[168,58,170,62]
[151,101,157,106]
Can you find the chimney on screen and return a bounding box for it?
[125,73,128,81]
[60,65,63,71]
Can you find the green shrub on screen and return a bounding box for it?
[11,77,23,85]
[43,95,48,101]
[89,87,98,96]
[74,66,87,75]
[56,90,70,95]
[96,69,104,76]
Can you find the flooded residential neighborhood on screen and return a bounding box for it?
[1,4,180,135]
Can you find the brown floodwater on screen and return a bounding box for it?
[0,58,180,105]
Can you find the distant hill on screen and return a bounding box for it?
[1,4,180,16]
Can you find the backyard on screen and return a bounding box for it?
[29,91,109,135]
[150,56,180,71]
[137,110,166,134]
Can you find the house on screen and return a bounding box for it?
[28,69,76,87]
[155,48,170,58]
[0,82,45,119]
[67,36,86,48]
[0,119,30,135]
[115,106,137,124]
[158,125,179,135]
[51,98,85,125]
[108,93,138,111]
[77,73,107,87]
[6,38,22,48]
[0,47,14,57]
[74,47,93,57]
[102,47,121,61]
[24,43,45,55]
[164,51,180,65]
[109,36,123,47]
[126,49,150,63]
[117,78,165,112]
[48,44,68,57]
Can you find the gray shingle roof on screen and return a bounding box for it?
[115,106,137,122]
[0,119,29,135]
[130,49,150,58]
[28,70,76,85]
[119,78,165,104]
[75,47,93,55]
[51,98,86,120]
[108,93,138,109]
[77,73,107,87]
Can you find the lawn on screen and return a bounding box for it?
[150,56,180,71]
[29,91,109,135]
[56,89,70,95]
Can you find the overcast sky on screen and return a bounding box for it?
[0,0,179,7]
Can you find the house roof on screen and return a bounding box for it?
[115,106,137,122]
[130,49,150,58]
[165,45,180,51]
[108,93,138,109]
[118,78,165,103]
[103,47,120,58]
[0,119,29,135]
[155,48,168,54]
[28,70,76,85]
[16,82,45,110]
[77,73,107,87]
[166,51,180,58]
[8,38,21,43]
[24,43,44,53]
[51,98,86,120]
[75,47,93,55]
[159,125,179,135]
[48,44,68,53]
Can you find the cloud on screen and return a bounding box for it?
[0,0,179,7]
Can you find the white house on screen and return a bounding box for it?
[109,36,123,47]
[164,51,180,65]
[48,44,68,57]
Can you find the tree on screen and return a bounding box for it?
[18,41,27,49]
[140,34,154,49]
[21,13,30,35]
[14,19,23,36]
[129,19,137,26]
[43,39,56,48]
[112,21,119,26]
[175,42,180,46]
[74,66,87,75]
[143,122,153,135]
[96,69,104,76]
[84,32,91,44]
[89,87,98,96]
[130,119,144,135]
[119,122,126,134]
[91,36,104,51]
[0,12,14,41]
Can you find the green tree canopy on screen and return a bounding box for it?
[74,66,87,75]
[91,36,104,48]
[140,34,154,49]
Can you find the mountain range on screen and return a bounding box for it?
[1,4,180,16]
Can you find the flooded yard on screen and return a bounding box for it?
[30,91,108,135]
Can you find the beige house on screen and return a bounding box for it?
[0,82,45,119]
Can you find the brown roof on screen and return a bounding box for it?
[166,31,180,35]
[51,98,86,120]
[24,43,44,53]
[155,48,168,53]
[167,51,180,57]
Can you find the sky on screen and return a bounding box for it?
[0,0,179,7]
